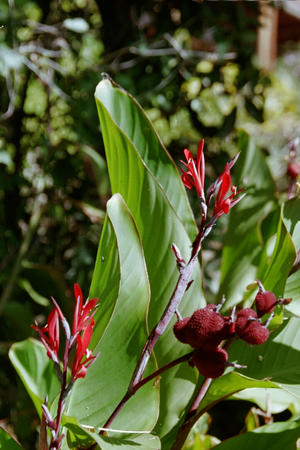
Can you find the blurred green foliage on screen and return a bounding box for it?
[1,0,300,448]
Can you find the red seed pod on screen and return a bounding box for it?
[255,291,277,317]
[191,347,228,378]
[184,306,225,348]
[222,315,236,338]
[173,317,190,344]
[287,162,300,179]
[239,321,269,345]
[235,308,257,336]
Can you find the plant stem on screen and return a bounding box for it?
[130,225,206,389]
[49,341,71,449]
[0,197,43,316]
[100,214,210,433]
[187,377,212,417]
[101,351,194,432]
[170,377,212,450]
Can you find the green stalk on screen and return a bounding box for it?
[0,197,44,316]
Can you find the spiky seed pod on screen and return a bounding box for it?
[235,308,258,336]
[222,315,236,339]
[255,291,277,317]
[184,306,226,348]
[238,321,269,345]
[173,317,190,344]
[191,347,228,378]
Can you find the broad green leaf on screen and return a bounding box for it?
[89,204,120,344]
[233,387,300,414]
[0,428,22,450]
[95,78,197,241]
[95,78,204,437]
[282,197,300,316]
[219,132,276,308]
[64,416,161,449]
[261,213,296,296]
[285,270,300,316]
[98,433,161,450]
[162,372,278,449]
[9,338,60,415]
[66,194,159,432]
[282,198,300,251]
[229,317,300,398]
[196,372,278,414]
[213,420,300,450]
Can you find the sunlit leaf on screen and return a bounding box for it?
[66,194,159,433]
[213,420,300,450]
[0,428,22,450]
[219,131,276,309]
[9,338,60,415]
[94,78,204,438]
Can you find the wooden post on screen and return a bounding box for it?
[257,3,279,71]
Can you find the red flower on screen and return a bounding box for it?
[180,139,205,198]
[72,319,97,380]
[72,283,98,335]
[213,163,244,217]
[32,308,60,362]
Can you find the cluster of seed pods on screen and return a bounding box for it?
[173,288,283,379]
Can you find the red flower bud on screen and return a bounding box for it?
[191,347,228,378]
[255,291,277,317]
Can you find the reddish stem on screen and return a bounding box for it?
[101,351,194,432]
[100,209,209,434]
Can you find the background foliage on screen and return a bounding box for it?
[1,0,300,448]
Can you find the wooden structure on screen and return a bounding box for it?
[257,0,300,71]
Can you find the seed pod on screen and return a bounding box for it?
[235,308,257,336]
[191,347,228,378]
[173,317,190,344]
[238,321,269,345]
[184,306,226,348]
[255,291,277,317]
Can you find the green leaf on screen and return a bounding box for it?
[261,212,296,296]
[63,415,161,449]
[98,433,161,450]
[219,132,276,308]
[95,78,197,242]
[9,338,60,415]
[66,194,159,432]
[282,198,300,251]
[0,428,22,449]
[213,420,300,450]
[95,78,204,438]
[196,372,278,414]
[18,278,50,306]
[285,270,300,316]
[229,317,300,397]
[233,387,300,414]
[162,372,278,449]
[88,203,120,344]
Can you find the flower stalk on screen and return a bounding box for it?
[32,284,99,450]
[101,140,244,432]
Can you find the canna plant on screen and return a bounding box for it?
[8,76,300,449]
